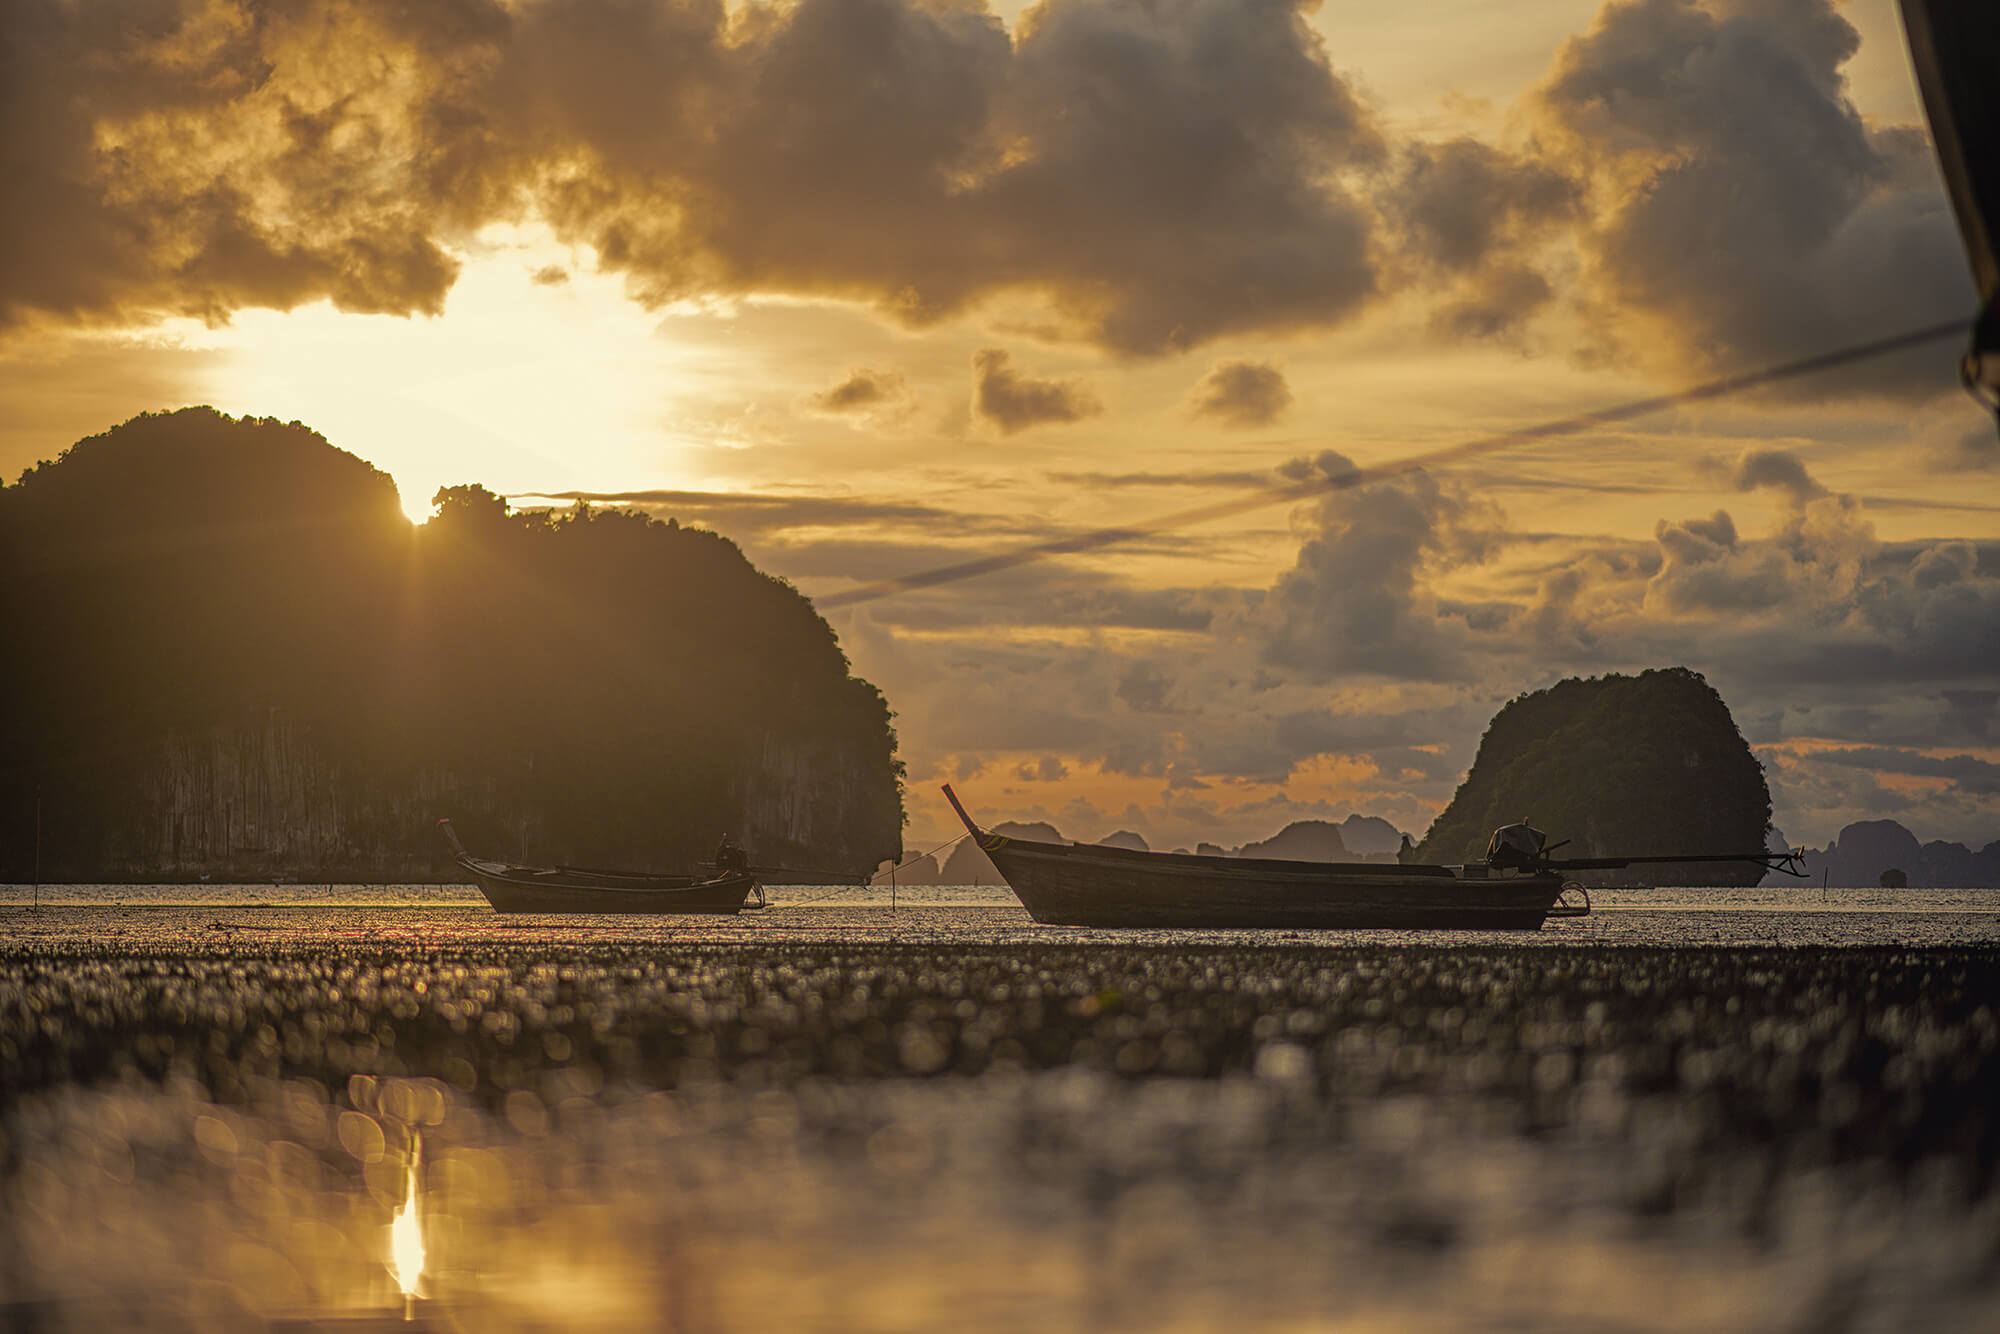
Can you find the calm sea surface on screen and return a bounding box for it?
[4,880,1999,947]
[3,884,1997,1331]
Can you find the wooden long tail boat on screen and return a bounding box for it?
[438,819,764,915]
[942,786,1802,930]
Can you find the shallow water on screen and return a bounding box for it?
[4,881,1999,950]
[8,880,2000,914]
[2,892,1997,1332]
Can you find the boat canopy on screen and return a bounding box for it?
[1899,2,2000,429]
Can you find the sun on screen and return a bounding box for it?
[399,483,437,526]
[192,225,697,524]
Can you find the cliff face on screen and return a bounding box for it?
[146,710,350,879]
[0,408,904,881]
[737,717,906,877]
[1416,668,1772,886]
[133,711,494,882]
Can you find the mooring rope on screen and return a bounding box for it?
[867,832,972,885]
[767,832,974,908]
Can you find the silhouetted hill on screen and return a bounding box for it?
[1416,668,1771,886]
[1769,820,2000,887]
[1918,837,2000,887]
[1338,814,1406,859]
[895,809,1416,884]
[1239,821,1348,861]
[993,821,1064,843]
[0,408,903,880]
[1818,820,1923,888]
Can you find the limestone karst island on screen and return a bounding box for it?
[0,408,904,883]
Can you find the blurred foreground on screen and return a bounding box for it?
[2,918,1997,1331]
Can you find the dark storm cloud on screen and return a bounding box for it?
[1760,748,1916,823]
[1860,494,2000,516]
[985,0,1384,352]
[1535,0,1974,391]
[0,0,469,332]
[1015,755,1069,782]
[1941,691,2000,742]
[1934,425,2000,473]
[1732,448,1827,501]
[6,0,1972,373]
[1390,138,1579,275]
[1116,663,1178,715]
[1627,530,2000,695]
[1,0,1394,354]
[1049,589,1214,634]
[1261,451,1502,680]
[811,368,908,414]
[1188,361,1292,428]
[1666,509,1739,553]
[1393,450,2000,814]
[1809,746,2000,797]
[971,349,1100,434]
[1756,733,2000,844]
[1647,522,1796,612]
[1640,449,1883,615]
[1385,137,1578,338]
[1172,697,1488,793]
[1428,265,1558,341]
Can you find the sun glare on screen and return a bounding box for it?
[192,228,700,515]
[389,1151,425,1300]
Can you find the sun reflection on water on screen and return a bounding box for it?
[3,946,1998,1330]
[389,1138,424,1308]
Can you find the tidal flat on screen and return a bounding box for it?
[2,915,1998,1331]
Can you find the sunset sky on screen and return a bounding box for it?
[3,0,1995,855]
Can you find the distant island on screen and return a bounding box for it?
[0,408,904,882]
[1770,819,2000,888]
[892,669,1999,892]
[1415,667,1773,886]
[887,811,1415,885]
[902,670,1776,887]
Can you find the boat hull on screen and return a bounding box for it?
[980,834,1562,929]
[439,818,761,914]
[463,863,760,914]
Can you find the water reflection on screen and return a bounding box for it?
[2,944,1998,1330]
[388,1134,424,1312]
[6,1067,1999,1332]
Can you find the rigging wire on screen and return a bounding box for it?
[815,317,1971,610]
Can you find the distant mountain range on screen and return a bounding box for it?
[1765,820,2000,888]
[890,812,1414,885]
[892,811,2000,890]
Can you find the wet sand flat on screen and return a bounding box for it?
[2,909,1997,1331]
